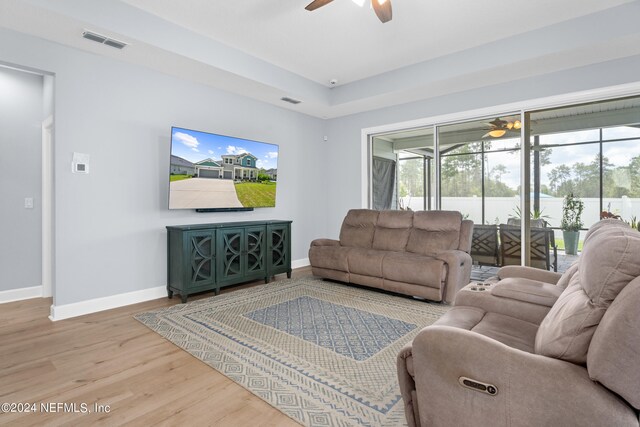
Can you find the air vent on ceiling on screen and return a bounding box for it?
[82,30,128,50]
[281,96,302,105]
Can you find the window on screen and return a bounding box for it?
[528,95,640,253]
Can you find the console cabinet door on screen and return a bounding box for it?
[217,228,244,284]
[184,230,215,290]
[245,225,266,278]
[267,224,291,277]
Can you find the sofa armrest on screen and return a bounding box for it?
[310,238,341,247]
[409,326,637,427]
[458,219,474,253]
[490,278,563,307]
[397,342,419,427]
[496,265,562,285]
[433,250,472,303]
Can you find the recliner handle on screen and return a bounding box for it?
[458,376,498,396]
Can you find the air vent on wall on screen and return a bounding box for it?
[281,96,302,105]
[82,30,128,50]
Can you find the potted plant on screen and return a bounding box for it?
[510,206,550,227]
[561,193,584,255]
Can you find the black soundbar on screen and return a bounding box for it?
[195,207,254,213]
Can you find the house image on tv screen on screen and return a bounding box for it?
[170,155,196,176]
[171,153,277,181]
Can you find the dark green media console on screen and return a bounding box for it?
[166,220,292,303]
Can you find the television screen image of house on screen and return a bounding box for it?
[169,127,279,209]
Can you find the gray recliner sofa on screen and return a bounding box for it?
[309,209,474,303]
[397,219,640,426]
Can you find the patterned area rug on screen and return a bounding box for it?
[135,276,449,426]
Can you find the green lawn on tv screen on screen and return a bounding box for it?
[170,174,192,182]
[234,182,276,207]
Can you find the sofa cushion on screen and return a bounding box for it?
[406,211,462,256]
[471,312,539,353]
[433,307,538,353]
[348,248,386,277]
[339,209,379,249]
[535,222,640,364]
[582,218,629,244]
[382,252,446,288]
[588,278,640,410]
[372,210,413,251]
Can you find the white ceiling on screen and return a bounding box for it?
[1,0,639,118]
[120,0,632,85]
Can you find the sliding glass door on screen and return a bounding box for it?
[372,128,434,211]
[527,95,640,257]
[369,94,640,272]
[437,115,521,225]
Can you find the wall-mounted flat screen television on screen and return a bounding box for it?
[169,126,279,211]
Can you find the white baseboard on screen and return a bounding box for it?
[0,285,43,304]
[49,286,166,321]
[292,257,310,269]
[49,257,311,321]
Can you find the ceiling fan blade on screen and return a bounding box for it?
[371,0,392,23]
[305,0,334,11]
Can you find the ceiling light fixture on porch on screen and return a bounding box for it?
[306,0,393,23]
[482,117,521,138]
[487,129,507,138]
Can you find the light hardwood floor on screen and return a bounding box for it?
[0,269,312,426]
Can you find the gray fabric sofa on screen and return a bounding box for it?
[309,209,474,303]
[397,219,640,427]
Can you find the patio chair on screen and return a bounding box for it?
[499,224,558,272]
[470,224,499,267]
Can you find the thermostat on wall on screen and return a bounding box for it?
[72,152,90,174]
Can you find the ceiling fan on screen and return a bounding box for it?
[482,118,522,138]
[305,0,393,23]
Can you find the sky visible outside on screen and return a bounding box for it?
[171,127,279,170]
[487,126,640,189]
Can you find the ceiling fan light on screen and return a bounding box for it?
[488,129,507,138]
[352,0,365,6]
[513,120,522,130]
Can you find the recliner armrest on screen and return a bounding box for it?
[310,238,341,247]
[490,278,563,307]
[496,265,562,285]
[409,326,637,427]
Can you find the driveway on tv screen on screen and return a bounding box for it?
[169,178,242,208]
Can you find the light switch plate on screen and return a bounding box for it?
[25,197,34,209]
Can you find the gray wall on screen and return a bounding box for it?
[3,24,640,307]
[324,54,640,238]
[0,28,327,305]
[0,66,43,291]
